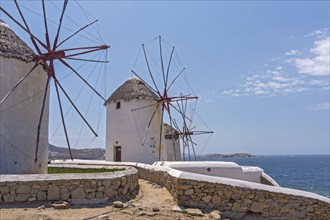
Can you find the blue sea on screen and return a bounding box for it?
[198,155,330,198]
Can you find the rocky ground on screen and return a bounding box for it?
[0,179,227,220]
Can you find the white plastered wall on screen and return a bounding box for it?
[0,57,49,174]
[106,99,162,164]
[162,135,181,161]
[154,161,264,183]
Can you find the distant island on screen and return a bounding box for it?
[49,144,105,160]
[197,153,255,159]
[49,145,255,160]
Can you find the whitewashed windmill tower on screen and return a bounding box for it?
[105,77,181,164]
[0,20,49,174]
[163,123,181,161]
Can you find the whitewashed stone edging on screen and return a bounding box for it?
[0,167,139,203]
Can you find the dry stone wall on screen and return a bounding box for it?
[135,163,330,220]
[175,178,330,220]
[0,167,139,203]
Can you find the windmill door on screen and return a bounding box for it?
[114,146,121,162]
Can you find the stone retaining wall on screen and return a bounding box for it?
[135,163,330,220]
[0,167,139,203]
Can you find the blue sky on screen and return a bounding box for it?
[1,1,329,155]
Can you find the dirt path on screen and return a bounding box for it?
[0,180,217,220]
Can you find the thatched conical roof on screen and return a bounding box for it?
[106,77,159,103]
[0,19,34,62]
[164,123,179,140]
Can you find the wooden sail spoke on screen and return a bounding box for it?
[187,135,197,161]
[41,0,51,48]
[53,0,69,50]
[142,44,161,96]
[131,102,158,112]
[57,19,99,48]
[141,105,160,146]
[64,57,108,63]
[158,95,198,104]
[54,78,73,160]
[59,58,106,102]
[167,68,186,91]
[63,45,109,58]
[131,70,159,95]
[53,77,98,137]
[165,46,175,90]
[14,0,43,54]
[1,5,47,53]
[159,36,166,87]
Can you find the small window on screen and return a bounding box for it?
[116,102,121,109]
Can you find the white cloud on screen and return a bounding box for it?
[272,75,291,82]
[223,28,329,97]
[285,50,300,56]
[291,37,330,76]
[307,79,329,86]
[305,28,329,39]
[307,103,330,111]
[222,66,329,97]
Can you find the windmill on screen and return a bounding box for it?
[131,36,198,161]
[0,0,109,173]
[173,97,214,161]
